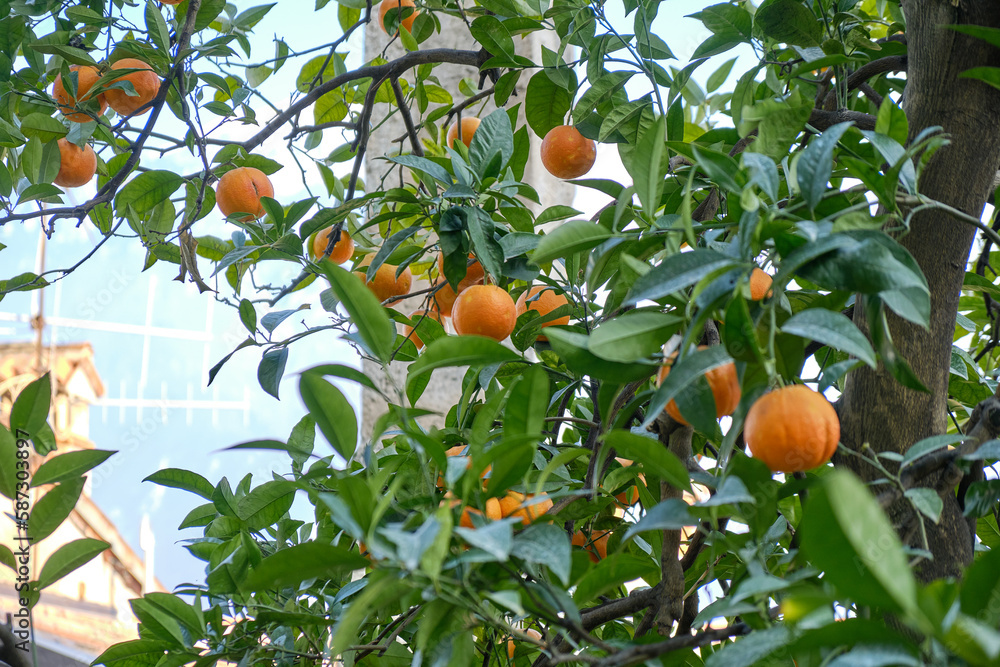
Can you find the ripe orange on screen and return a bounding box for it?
[402,309,441,350]
[103,58,160,117]
[437,445,490,487]
[53,139,97,188]
[657,347,740,426]
[458,497,502,528]
[452,284,517,341]
[515,285,570,340]
[312,226,354,264]
[378,0,418,34]
[507,629,542,659]
[355,257,412,303]
[499,491,553,524]
[447,117,480,148]
[612,459,645,506]
[540,125,596,179]
[571,530,611,562]
[216,167,274,221]
[438,251,485,284]
[750,267,773,301]
[52,65,107,122]
[429,276,479,317]
[744,385,840,473]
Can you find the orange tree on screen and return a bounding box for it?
[6,0,1000,665]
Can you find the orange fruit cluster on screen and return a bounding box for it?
[745,385,840,472]
[53,65,106,122]
[507,629,542,659]
[750,267,773,301]
[54,139,97,188]
[378,0,418,34]
[216,166,274,221]
[402,309,441,350]
[104,58,160,117]
[312,226,355,265]
[447,117,480,148]
[571,529,611,562]
[540,125,596,179]
[515,285,570,341]
[657,347,741,426]
[452,284,517,341]
[355,256,413,303]
[453,492,552,529]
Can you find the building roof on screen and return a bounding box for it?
[0,342,106,399]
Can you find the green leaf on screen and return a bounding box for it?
[407,337,519,401]
[10,372,51,437]
[469,15,514,58]
[28,477,86,543]
[0,425,18,499]
[782,308,877,368]
[573,71,634,125]
[574,553,657,603]
[21,115,68,143]
[93,640,174,667]
[143,468,215,500]
[145,0,171,54]
[236,480,295,530]
[257,347,288,399]
[589,311,683,363]
[603,430,691,492]
[504,365,549,440]
[37,538,109,590]
[704,626,793,667]
[796,121,853,212]
[959,67,1000,92]
[511,524,571,585]
[643,345,734,429]
[628,115,666,220]
[0,544,14,571]
[963,480,1000,518]
[31,450,116,487]
[525,71,572,138]
[625,249,740,304]
[468,108,515,178]
[903,488,943,525]
[115,171,184,215]
[466,207,505,281]
[318,264,395,363]
[299,373,358,461]
[546,328,657,383]
[531,220,613,264]
[948,613,1000,664]
[238,298,257,332]
[754,0,822,46]
[961,539,1000,624]
[801,470,920,617]
[740,89,812,159]
[455,520,514,561]
[825,646,919,667]
[243,542,368,590]
[623,499,698,541]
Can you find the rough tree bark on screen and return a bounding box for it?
[838,1,1000,580]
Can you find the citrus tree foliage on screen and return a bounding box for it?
[7,0,1000,664]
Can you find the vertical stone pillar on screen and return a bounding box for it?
[359,14,574,442]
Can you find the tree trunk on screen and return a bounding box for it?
[838,1,1000,580]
